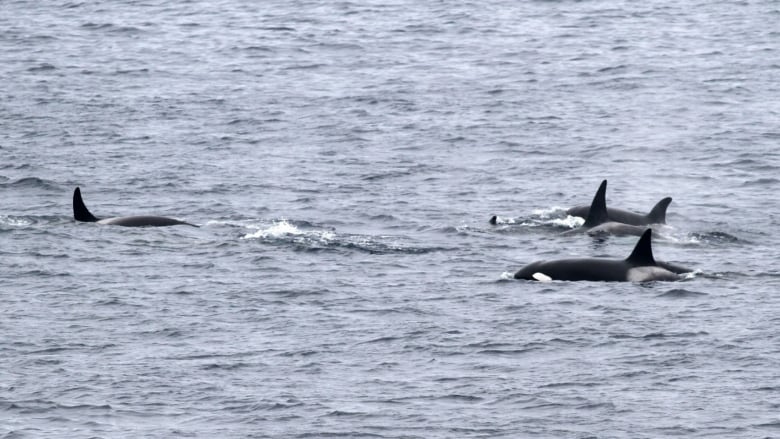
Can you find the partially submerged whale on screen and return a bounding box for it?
[73,187,196,227]
[514,229,692,282]
[488,180,672,228]
[567,195,672,226]
[563,180,654,237]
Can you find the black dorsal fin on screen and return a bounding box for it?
[625,228,656,266]
[582,180,609,227]
[73,187,99,222]
[647,197,672,224]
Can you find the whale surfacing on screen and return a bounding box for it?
[567,188,672,226]
[562,180,655,237]
[73,187,196,227]
[514,229,692,282]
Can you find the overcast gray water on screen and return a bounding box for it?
[2,0,780,437]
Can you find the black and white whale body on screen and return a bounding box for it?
[514,229,692,282]
[564,180,653,237]
[73,187,196,227]
[567,196,671,226]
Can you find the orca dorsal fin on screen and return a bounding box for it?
[625,228,656,266]
[582,180,609,228]
[647,197,672,224]
[73,187,99,222]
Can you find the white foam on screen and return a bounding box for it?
[531,206,567,219]
[492,217,537,227]
[0,215,33,227]
[681,270,702,280]
[242,220,302,239]
[550,215,584,228]
[205,219,243,227]
[241,220,335,242]
[492,216,517,225]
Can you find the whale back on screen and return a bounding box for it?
[73,187,196,227]
[98,216,194,227]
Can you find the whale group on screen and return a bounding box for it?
[71,181,695,283]
[490,180,695,282]
[561,180,661,237]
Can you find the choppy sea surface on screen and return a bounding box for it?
[2,1,780,437]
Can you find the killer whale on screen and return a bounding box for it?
[488,180,672,228]
[563,180,653,237]
[514,228,692,282]
[567,195,672,226]
[73,187,196,227]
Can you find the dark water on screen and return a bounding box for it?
[2,0,780,437]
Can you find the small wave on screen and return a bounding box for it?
[688,231,743,245]
[755,422,780,429]
[80,22,142,34]
[27,63,56,72]
[284,63,327,70]
[641,331,708,339]
[742,177,779,186]
[0,177,59,189]
[109,26,142,34]
[138,328,185,338]
[201,362,250,371]
[359,336,402,345]
[5,400,112,414]
[261,26,295,32]
[115,68,149,75]
[477,348,538,356]
[80,22,113,30]
[657,288,708,298]
[241,220,439,254]
[434,394,483,403]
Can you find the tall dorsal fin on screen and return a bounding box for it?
[625,228,656,266]
[582,180,609,227]
[647,197,672,224]
[73,187,99,222]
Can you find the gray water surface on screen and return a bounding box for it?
[2,1,780,437]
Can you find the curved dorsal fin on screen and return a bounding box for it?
[625,228,656,266]
[73,187,99,222]
[647,197,672,224]
[582,180,609,227]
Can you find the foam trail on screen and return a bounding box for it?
[551,215,584,229]
[242,220,335,241]
[531,206,568,218]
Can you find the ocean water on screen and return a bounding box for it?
[2,0,780,437]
